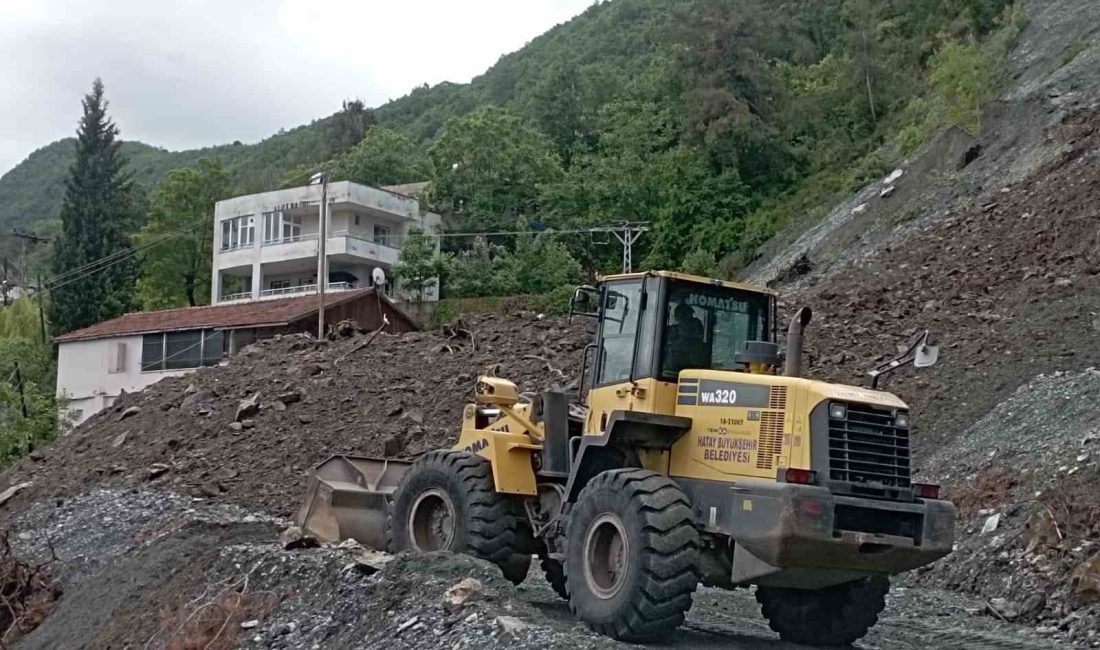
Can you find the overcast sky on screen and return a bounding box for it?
[0,0,595,175]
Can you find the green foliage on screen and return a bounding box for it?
[394,229,443,301]
[0,303,57,463]
[49,79,139,335]
[443,234,582,299]
[136,159,231,309]
[2,0,1029,290]
[428,107,562,231]
[930,42,996,134]
[332,126,427,187]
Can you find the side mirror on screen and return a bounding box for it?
[568,285,600,321]
[868,330,940,389]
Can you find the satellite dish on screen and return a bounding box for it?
[371,267,387,287]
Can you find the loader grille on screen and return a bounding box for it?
[827,404,911,490]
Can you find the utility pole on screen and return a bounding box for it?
[591,222,650,273]
[37,273,46,343]
[310,172,330,338]
[1,258,9,306]
[13,361,28,419]
[9,230,51,296]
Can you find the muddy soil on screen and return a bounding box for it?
[0,313,589,520]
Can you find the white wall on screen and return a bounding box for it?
[56,335,193,426]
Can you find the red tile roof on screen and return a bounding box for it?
[55,289,377,342]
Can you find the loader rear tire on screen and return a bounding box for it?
[756,575,889,646]
[390,450,521,580]
[564,469,700,642]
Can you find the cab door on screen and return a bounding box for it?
[584,278,652,434]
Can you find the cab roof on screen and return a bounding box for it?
[597,270,777,297]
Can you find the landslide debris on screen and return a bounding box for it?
[785,107,1100,448]
[0,313,588,519]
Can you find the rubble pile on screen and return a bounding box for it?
[0,313,589,518]
[786,108,1100,448]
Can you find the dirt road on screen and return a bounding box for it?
[522,575,1065,650]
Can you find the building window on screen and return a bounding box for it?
[141,329,224,372]
[220,216,255,251]
[263,211,302,244]
[107,341,126,373]
[374,225,391,246]
[354,215,361,226]
[269,279,291,290]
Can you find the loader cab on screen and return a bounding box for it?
[576,271,777,434]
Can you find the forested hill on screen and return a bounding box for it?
[0,0,1022,274]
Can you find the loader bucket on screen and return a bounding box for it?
[296,454,412,550]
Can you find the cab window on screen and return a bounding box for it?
[596,281,642,385]
[660,282,770,379]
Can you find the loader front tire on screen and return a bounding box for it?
[390,450,522,580]
[756,575,889,646]
[565,469,700,642]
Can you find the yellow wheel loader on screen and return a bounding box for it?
[298,271,955,646]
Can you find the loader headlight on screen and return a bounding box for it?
[828,402,847,420]
[895,412,910,428]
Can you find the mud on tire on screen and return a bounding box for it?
[538,550,568,600]
[756,575,890,646]
[565,469,700,642]
[390,450,522,580]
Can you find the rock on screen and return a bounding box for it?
[980,513,1000,534]
[280,525,319,550]
[270,400,287,412]
[299,363,324,377]
[111,432,128,448]
[297,414,313,425]
[28,450,45,462]
[235,392,262,421]
[0,482,32,507]
[444,578,485,614]
[383,433,406,457]
[240,619,259,629]
[118,406,141,421]
[1019,592,1046,618]
[276,390,302,406]
[241,419,255,430]
[1054,277,1073,288]
[181,390,216,411]
[353,550,394,575]
[880,185,897,198]
[885,168,904,184]
[1073,553,1100,597]
[395,616,419,636]
[988,597,1021,620]
[228,422,243,432]
[494,615,529,639]
[146,463,170,480]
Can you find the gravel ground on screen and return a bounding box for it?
[2,489,1076,650]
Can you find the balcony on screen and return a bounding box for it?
[219,282,360,304]
[216,232,399,268]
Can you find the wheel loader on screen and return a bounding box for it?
[297,270,955,646]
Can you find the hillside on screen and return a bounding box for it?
[1,0,1024,278]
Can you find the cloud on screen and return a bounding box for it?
[0,0,593,174]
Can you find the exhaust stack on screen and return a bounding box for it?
[784,307,813,377]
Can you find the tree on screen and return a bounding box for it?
[333,126,427,186]
[427,107,562,231]
[135,158,231,309]
[49,79,139,335]
[930,41,995,134]
[394,228,442,301]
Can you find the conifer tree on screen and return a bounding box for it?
[49,79,137,334]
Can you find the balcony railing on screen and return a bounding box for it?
[258,281,357,298]
[221,291,251,301]
[262,233,318,246]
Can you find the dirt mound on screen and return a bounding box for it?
[0,313,588,519]
[784,107,1100,448]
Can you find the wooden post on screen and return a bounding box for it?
[13,361,28,419]
[37,274,46,343]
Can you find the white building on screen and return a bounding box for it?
[54,289,417,426]
[211,181,442,305]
